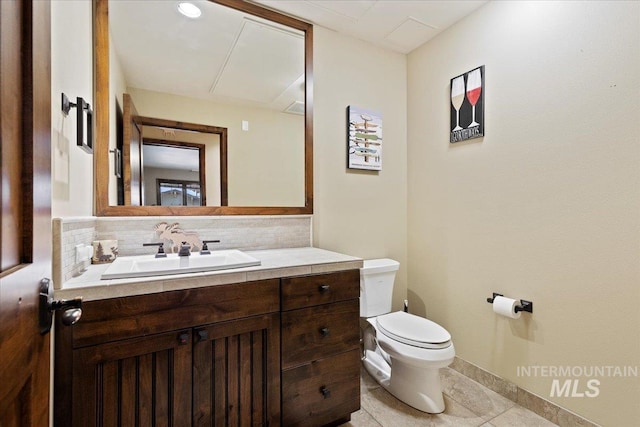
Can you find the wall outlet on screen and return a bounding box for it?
[75,244,93,263]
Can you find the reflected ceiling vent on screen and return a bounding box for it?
[284,101,304,115]
[161,128,176,138]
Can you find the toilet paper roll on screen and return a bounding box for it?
[492,296,521,319]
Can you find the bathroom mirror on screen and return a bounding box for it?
[94,0,313,215]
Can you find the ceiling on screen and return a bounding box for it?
[143,143,200,171]
[252,0,488,54]
[109,0,305,112]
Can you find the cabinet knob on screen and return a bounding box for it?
[196,329,208,342]
[320,386,331,399]
[319,327,330,337]
[178,332,190,345]
[318,284,330,293]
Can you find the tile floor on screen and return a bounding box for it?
[341,367,558,427]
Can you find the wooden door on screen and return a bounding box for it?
[193,314,281,427]
[0,0,52,426]
[72,330,193,427]
[122,93,143,205]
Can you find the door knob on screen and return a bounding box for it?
[61,308,82,326]
[39,278,83,334]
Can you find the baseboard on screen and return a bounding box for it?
[450,356,600,427]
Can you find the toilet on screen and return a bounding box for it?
[360,259,455,413]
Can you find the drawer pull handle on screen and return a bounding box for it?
[318,284,330,293]
[319,327,330,337]
[320,386,331,399]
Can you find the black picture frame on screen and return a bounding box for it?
[450,65,485,143]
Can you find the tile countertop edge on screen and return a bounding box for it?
[55,247,363,301]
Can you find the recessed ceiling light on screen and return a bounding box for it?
[177,2,201,19]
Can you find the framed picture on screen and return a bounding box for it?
[347,105,382,170]
[450,65,484,143]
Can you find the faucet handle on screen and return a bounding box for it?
[200,240,220,255]
[178,242,192,257]
[143,242,167,258]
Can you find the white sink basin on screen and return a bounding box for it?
[101,250,261,280]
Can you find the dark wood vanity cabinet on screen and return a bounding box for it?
[55,269,361,427]
[280,270,361,427]
[70,328,193,426]
[55,280,281,427]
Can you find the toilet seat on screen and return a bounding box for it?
[376,311,451,349]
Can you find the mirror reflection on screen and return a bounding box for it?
[140,126,222,207]
[105,0,307,209]
[146,144,203,207]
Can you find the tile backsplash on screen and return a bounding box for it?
[53,215,312,289]
[53,217,98,289]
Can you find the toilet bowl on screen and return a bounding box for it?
[360,259,455,413]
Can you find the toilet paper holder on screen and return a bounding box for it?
[486,293,533,313]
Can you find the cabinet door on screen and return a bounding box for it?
[193,314,281,427]
[72,330,192,427]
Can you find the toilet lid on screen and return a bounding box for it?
[376,311,451,349]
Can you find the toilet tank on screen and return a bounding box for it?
[360,258,400,317]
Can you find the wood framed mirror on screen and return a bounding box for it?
[94,0,313,216]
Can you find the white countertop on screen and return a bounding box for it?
[56,247,362,301]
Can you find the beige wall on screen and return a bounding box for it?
[312,26,408,311]
[407,1,640,425]
[51,0,93,217]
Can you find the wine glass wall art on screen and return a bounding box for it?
[347,105,383,171]
[450,66,485,143]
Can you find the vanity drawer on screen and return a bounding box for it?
[71,279,280,348]
[281,299,359,369]
[282,349,360,427]
[281,269,359,311]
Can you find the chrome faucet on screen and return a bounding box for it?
[178,241,191,257]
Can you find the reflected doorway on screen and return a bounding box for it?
[121,93,228,206]
[143,140,205,206]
